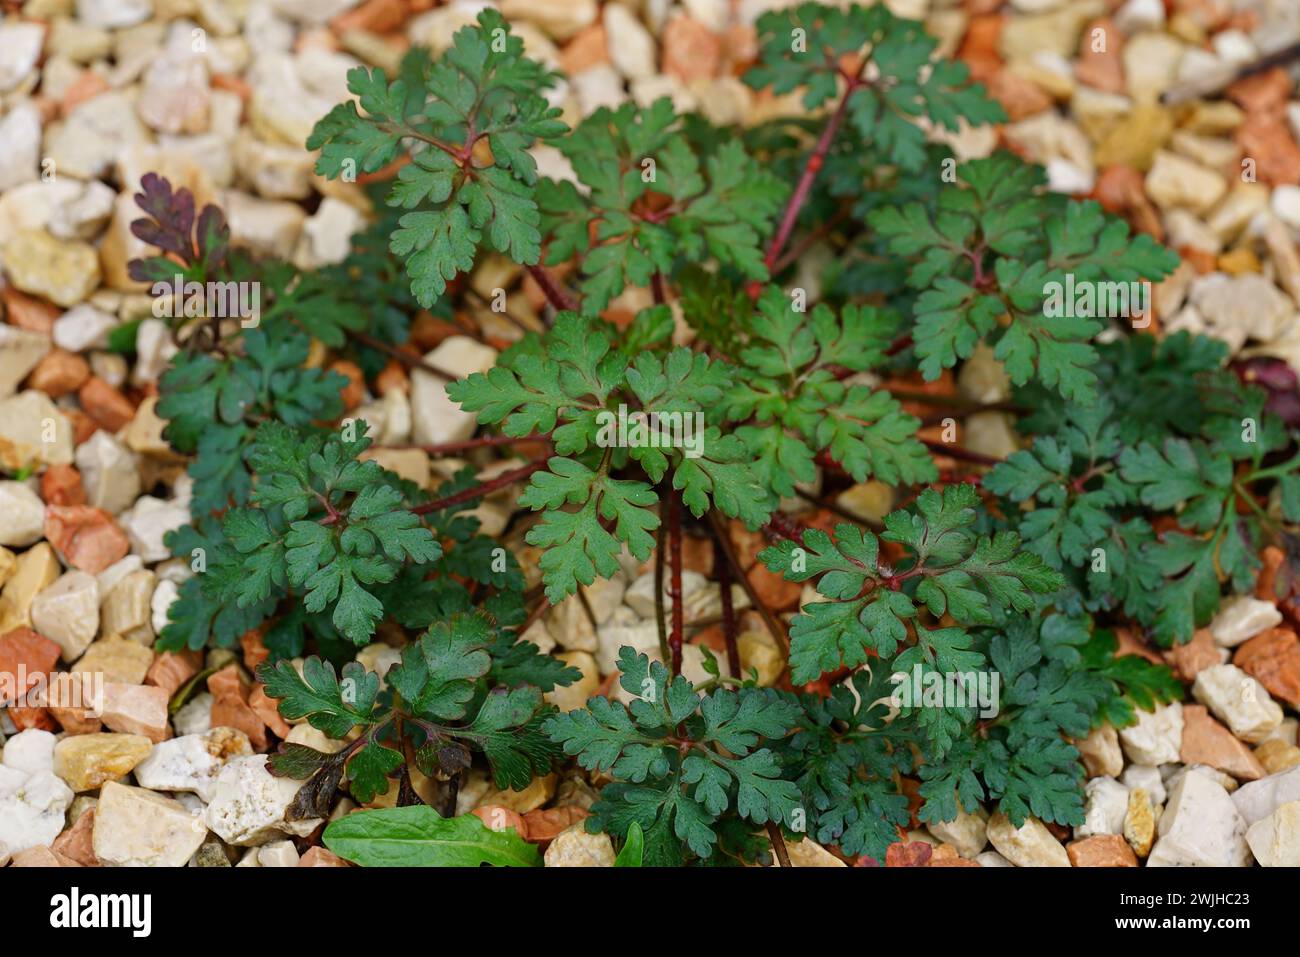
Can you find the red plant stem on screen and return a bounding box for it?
[920,439,1003,467]
[771,206,852,275]
[767,821,791,867]
[526,264,580,312]
[885,333,913,357]
[654,524,670,663]
[408,459,547,516]
[757,69,864,289]
[714,535,741,678]
[667,489,684,677]
[517,597,551,636]
[389,432,551,456]
[651,271,667,305]
[706,510,790,655]
[345,329,461,381]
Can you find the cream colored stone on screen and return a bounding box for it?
[986,812,1070,866]
[543,822,615,866]
[0,543,61,633]
[1193,664,1284,744]
[31,571,99,663]
[93,781,208,867]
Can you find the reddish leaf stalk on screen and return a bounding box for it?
[755,69,865,293]
[408,459,547,516]
[706,511,790,655]
[654,524,670,664]
[344,329,461,380]
[767,821,791,868]
[667,489,685,677]
[390,432,552,456]
[920,439,1003,467]
[526,263,580,312]
[714,535,741,678]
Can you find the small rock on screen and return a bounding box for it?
[0,482,46,547]
[1255,739,1300,775]
[204,754,323,846]
[1193,663,1283,743]
[1,231,102,309]
[477,774,556,815]
[963,411,1020,458]
[545,651,600,712]
[1180,703,1266,781]
[1233,628,1300,709]
[220,191,306,260]
[1121,764,1167,806]
[1147,768,1251,867]
[986,812,1070,866]
[0,391,74,471]
[1077,777,1130,838]
[100,683,170,742]
[51,807,98,867]
[662,14,722,83]
[292,197,366,269]
[603,4,656,80]
[27,351,91,400]
[1144,150,1226,214]
[0,545,61,633]
[173,692,213,736]
[543,822,615,866]
[101,569,157,645]
[1232,765,1300,826]
[53,733,152,792]
[134,727,254,802]
[410,337,499,446]
[1210,595,1283,647]
[1076,723,1124,777]
[0,21,45,91]
[925,805,988,858]
[30,571,99,662]
[92,780,207,867]
[191,841,233,867]
[1067,833,1138,866]
[299,846,350,867]
[129,319,178,387]
[0,326,51,397]
[120,495,189,563]
[836,481,894,524]
[3,729,57,774]
[75,431,141,516]
[1118,701,1184,765]
[1162,627,1227,682]
[499,0,597,40]
[0,102,41,192]
[53,305,117,353]
[44,505,131,575]
[138,50,210,134]
[76,0,153,29]
[1122,31,1185,103]
[0,766,75,855]
[256,839,301,867]
[1245,799,1300,866]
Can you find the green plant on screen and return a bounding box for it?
[139,3,1298,866]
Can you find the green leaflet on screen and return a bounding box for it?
[323,807,541,867]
